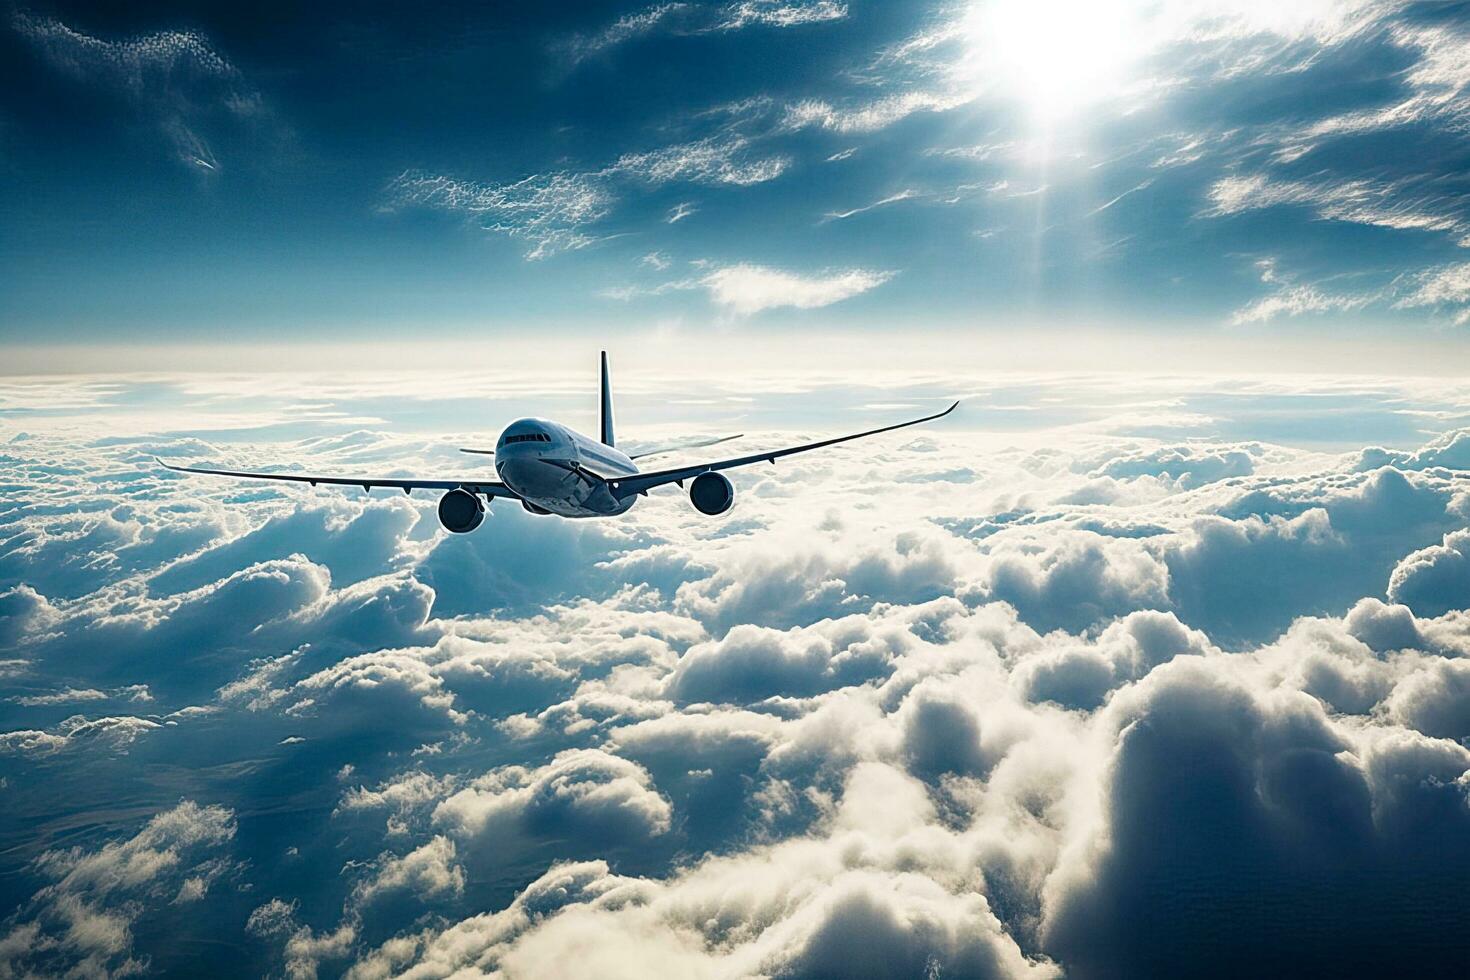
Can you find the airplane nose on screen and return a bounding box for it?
[497,454,572,497]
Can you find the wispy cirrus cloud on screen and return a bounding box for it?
[386,135,787,259]
[717,1,848,31]
[558,3,691,68]
[1291,23,1470,146]
[1205,173,1470,242]
[386,171,615,260]
[1230,255,1470,327]
[12,11,265,173]
[612,135,790,186]
[1395,261,1470,325]
[822,188,919,221]
[558,1,847,69]
[781,91,972,133]
[1228,258,1375,326]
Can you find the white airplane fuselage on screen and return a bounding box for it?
[493,417,639,518]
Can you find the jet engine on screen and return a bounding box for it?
[689,471,734,515]
[437,488,485,533]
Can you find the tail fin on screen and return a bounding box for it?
[600,351,615,447]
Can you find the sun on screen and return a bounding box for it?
[961,0,1150,124]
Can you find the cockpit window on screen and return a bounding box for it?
[504,433,551,444]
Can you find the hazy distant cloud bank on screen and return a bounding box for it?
[3,373,1470,976]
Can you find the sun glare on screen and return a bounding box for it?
[963,0,1147,124]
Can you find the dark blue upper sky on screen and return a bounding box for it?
[5,1,1470,358]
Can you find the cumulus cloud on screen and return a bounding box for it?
[1356,427,1470,471]
[0,801,236,978]
[5,377,1470,978]
[0,714,162,757]
[667,618,903,703]
[1387,528,1470,617]
[350,835,464,907]
[1042,659,1470,976]
[434,749,673,844]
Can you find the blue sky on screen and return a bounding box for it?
[6,0,1470,365]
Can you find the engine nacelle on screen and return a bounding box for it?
[437,488,485,533]
[689,471,734,516]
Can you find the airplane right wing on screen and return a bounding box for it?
[607,401,958,500]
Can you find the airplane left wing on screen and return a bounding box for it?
[607,401,958,500]
[156,458,518,498]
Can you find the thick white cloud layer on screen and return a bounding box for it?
[3,373,1470,977]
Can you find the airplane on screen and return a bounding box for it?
[159,353,958,533]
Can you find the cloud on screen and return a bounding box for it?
[0,801,235,978]
[698,263,894,313]
[559,3,691,67]
[0,714,163,757]
[666,618,902,703]
[611,136,790,187]
[1394,261,1470,325]
[782,91,972,133]
[1205,174,1468,240]
[352,764,1061,979]
[350,835,464,907]
[982,532,1170,635]
[1041,658,1470,977]
[1356,428,1470,471]
[12,11,264,172]
[823,189,919,221]
[6,377,1470,978]
[386,170,615,260]
[434,749,673,844]
[387,136,785,259]
[1296,24,1470,143]
[717,1,848,31]
[557,1,846,69]
[1080,443,1259,488]
[1231,282,1373,325]
[1387,528,1470,617]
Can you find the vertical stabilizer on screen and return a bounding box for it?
[600,351,615,447]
